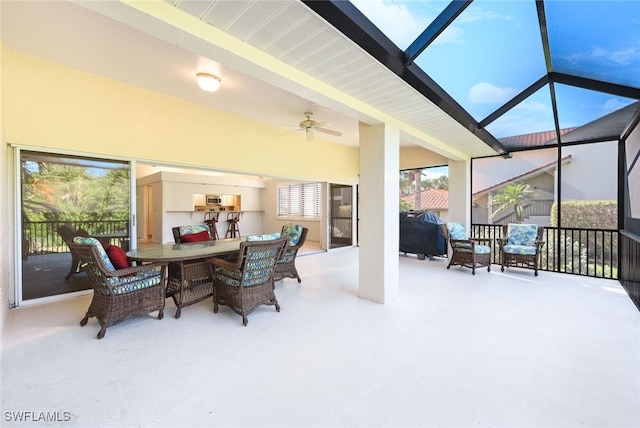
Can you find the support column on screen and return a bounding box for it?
[358,122,399,304]
[448,159,471,227]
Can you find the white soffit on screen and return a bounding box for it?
[111,0,499,159]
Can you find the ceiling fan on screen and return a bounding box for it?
[292,112,343,141]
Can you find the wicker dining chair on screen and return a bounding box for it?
[274,224,308,283]
[210,238,288,326]
[69,237,167,339]
[441,222,492,275]
[172,224,212,243]
[498,223,545,276]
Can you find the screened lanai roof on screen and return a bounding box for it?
[305,0,640,154]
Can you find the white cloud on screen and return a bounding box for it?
[432,25,465,46]
[602,98,633,114]
[457,8,512,25]
[468,82,518,105]
[513,100,552,114]
[609,47,640,65]
[351,0,426,47]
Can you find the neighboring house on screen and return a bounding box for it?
[401,188,449,220]
[472,128,619,225]
[472,155,571,226]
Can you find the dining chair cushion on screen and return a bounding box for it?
[72,236,116,271]
[246,233,281,241]
[179,230,211,243]
[105,245,130,270]
[281,223,303,245]
[111,271,163,295]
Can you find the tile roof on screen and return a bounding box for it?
[401,188,449,210]
[499,128,575,150]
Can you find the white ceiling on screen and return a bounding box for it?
[1,0,499,161]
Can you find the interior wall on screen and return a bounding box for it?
[262,179,322,242]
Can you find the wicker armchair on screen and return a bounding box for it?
[499,223,545,276]
[274,224,308,283]
[57,224,90,280]
[69,237,166,339]
[441,222,492,275]
[210,238,288,325]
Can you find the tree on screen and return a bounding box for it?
[489,183,537,223]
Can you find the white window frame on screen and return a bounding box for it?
[277,182,321,220]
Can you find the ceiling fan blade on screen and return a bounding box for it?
[315,127,342,137]
[278,127,304,137]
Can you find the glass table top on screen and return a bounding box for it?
[127,238,244,262]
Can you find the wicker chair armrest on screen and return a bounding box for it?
[450,238,472,245]
[101,261,167,278]
[209,257,237,271]
[535,240,546,248]
[450,238,476,251]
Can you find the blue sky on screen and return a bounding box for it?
[351,0,639,138]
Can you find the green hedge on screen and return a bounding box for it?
[550,200,617,229]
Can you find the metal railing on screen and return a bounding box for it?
[23,220,129,256]
[471,224,618,279]
[492,200,554,224]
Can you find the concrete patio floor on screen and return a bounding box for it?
[1,247,639,427]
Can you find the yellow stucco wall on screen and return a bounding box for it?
[399,146,449,170]
[3,49,359,184]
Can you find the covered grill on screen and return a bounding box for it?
[399,211,447,260]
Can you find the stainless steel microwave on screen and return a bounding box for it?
[206,195,222,205]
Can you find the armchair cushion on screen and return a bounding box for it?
[73,236,115,271]
[179,230,211,243]
[281,223,304,245]
[502,244,538,256]
[446,222,467,240]
[507,223,538,246]
[452,242,491,254]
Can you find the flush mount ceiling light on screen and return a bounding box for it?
[196,73,221,92]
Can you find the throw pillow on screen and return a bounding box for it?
[105,245,130,270]
[180,230,210,243]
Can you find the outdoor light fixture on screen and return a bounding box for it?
[196,73,221,92]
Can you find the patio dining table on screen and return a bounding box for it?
[127,237,244,318]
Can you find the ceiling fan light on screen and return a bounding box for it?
[196,73,221,92]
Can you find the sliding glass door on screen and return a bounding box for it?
[329,184,353,248]
[19,151,131,303]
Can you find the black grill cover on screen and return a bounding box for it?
[399,211,446,256]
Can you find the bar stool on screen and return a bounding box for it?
[225,211,243,238]
[203,211,220,240]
